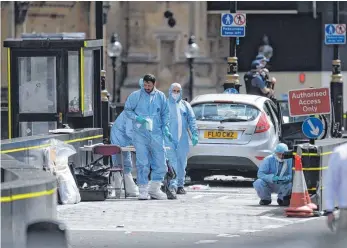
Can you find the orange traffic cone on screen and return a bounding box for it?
[285,155,317,217]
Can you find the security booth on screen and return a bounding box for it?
[3,35,103,139]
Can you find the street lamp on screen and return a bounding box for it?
[185,35,199,101]
[107,33,123,103]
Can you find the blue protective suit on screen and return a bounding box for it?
[110,111,133,174]
[253,154,293,201]
[165,83,198,189]
[124,87,170,185]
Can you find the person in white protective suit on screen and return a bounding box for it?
[110,111,139,197]
[165,83,198,196]
[253,143,293,206]
[325,142,347,242]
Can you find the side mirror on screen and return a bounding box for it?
[26,220,68,248]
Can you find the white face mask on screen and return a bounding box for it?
[275,156,284,162]
[172,93,180,101]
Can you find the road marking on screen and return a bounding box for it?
[217,233,240,238]
[240,229,262,233]
[194,240,218,244]
[216,195,230,200]
[295,217,320,223]
[263,225,286,229]
[192,195,204,199]
[260,216,294,223]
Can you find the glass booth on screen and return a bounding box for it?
[4,37,102,139]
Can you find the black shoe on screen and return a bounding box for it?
[177,187,186,195]
[166,188,177,200]
[278,195,291,206]
[259,200,272,205]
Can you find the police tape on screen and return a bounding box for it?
[1,188,56,203]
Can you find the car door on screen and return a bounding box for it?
[263,100,279,145]
[268,100,282,138]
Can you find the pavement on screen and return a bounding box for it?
[57,177,344,248]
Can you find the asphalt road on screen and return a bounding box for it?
[58,177,344,248]
[67,218,345,248]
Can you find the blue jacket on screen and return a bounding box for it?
[124,87,170,139]
[257,154,293,184]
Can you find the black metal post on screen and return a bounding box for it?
[101,70,110,165]
[188,58,194,101]
[224,1,240,92]
[101,70,110,141]
[111,58,117,103]
[330,1,343,137]
[229,1,237,58]
[95,1,103,68]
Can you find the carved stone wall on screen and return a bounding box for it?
[1,1,95,90]
[109,1,214,101]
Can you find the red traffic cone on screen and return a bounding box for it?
[285,155,317,217]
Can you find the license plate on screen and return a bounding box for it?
[204,130,238,139]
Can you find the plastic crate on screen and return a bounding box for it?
[79,188,108,202]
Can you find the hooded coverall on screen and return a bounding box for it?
[165,83,198,191]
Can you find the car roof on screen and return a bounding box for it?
[190,94,268,109]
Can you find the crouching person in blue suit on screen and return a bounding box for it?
[253,143,293,206]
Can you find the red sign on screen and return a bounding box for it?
[288,87,331,117]
[336,24,346,34]
[234,14,246,26]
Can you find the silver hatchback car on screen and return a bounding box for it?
[187,93,285,181]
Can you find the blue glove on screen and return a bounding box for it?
[272,176,279,182]
[192,135,199,146]
[164,126,173,141]
[136,116,147,124]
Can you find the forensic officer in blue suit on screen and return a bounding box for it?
[165,83,198,196]
[253,143,293,206]
[125,74,173,200]
[110,111,139,197]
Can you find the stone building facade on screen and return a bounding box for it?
[1,1,347,108]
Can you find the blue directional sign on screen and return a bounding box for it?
[302,117,324,139]
[325,24,346,45]
[224,88,239,94]
[221,13,246,38]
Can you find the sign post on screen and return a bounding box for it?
[220,13,246,38]
[324,24,346,45]
[288,88,331,117]
[220,12,246,94]
[302,117,324,144]
[288,87,331,145]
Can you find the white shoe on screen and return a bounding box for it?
[111,172,122,197]
[138,185,149,200]
[148,181,167,200]
[124,173,139,197]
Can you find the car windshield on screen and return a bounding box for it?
[192,102,260,122]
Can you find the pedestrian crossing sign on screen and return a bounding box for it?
[325,24,346,45]
[221,13,246,38]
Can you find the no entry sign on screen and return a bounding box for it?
[288,87,331,117]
